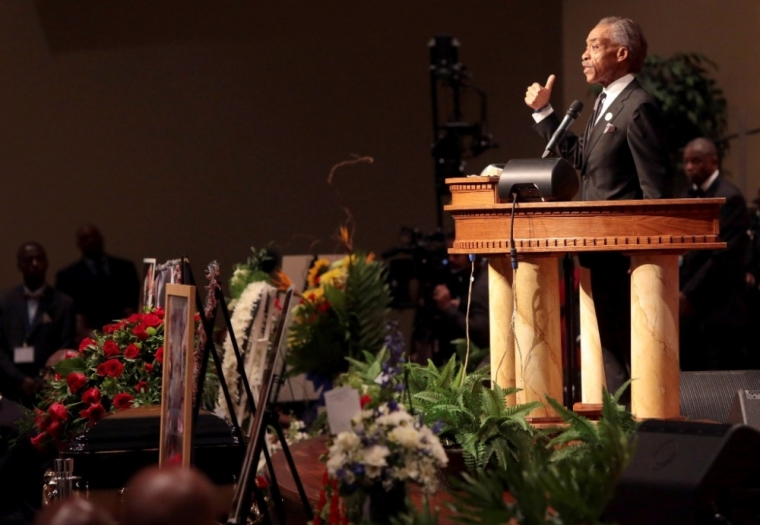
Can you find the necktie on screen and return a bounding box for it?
[584,92,606,147]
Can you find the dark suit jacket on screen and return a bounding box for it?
[0,285,75,395]
[535,77,673,201]
[680,175,749,327]
[56,254,139,331]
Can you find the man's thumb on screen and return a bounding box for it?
[545,74,556,90]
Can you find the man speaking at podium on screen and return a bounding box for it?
[524,17,673,400]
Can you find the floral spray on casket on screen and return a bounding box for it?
[28,308,214,450]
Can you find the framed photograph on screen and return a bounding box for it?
[154,259,183,308]
[140,258,157,311]
[159,283,196,468]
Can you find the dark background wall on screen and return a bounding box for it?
[0,1,562,289]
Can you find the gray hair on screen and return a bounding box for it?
[597,17,648,73]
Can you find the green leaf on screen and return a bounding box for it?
[53,357,86,375]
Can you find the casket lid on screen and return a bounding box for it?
[63,406,239,454]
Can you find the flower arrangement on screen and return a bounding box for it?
[287,253,390,379]
[30,308,193,450]
[319,400,448,523]
[216,247,292,426]
[326,401,448,493]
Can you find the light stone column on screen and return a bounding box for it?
[579,267,605,403]
[630,254,680,419]
[513,256,562,417]
[488,256,515,405]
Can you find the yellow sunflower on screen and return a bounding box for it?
[307,259,331,288]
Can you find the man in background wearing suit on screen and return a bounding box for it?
[679,138,749,370]
[56,224,140,339]
[524,17,673,400]
[0,242,75,404]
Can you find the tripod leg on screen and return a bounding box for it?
[268,412,314,521]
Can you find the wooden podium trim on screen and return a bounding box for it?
[445,178,724,256]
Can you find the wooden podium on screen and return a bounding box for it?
[445,176,724,419]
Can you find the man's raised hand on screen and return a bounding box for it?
[524,74,555,110]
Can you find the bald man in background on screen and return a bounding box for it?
[679,138,749,370]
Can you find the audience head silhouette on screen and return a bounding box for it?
[33,498,116,525]
[122,465,217,525]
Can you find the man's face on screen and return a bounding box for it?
[77,226,104,258]
[683,146,717,186]
[582,25,627,86]
[18,244,48,283]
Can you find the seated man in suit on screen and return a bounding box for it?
[56,224,140,339]
[0,242,75,404]
[679,138,749,370]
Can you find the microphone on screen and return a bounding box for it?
[542,100,584,158]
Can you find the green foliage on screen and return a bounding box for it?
[449,387,637,525]
[452,338,489,374]
[637,53,727,156]
[287,253,391,378]
[228,245,277,300]
[405,356,539,472]
[341,255,391,363]
[392,496,441,525]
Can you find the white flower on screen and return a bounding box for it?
[326,450,346,475]
[363,445,390,468]
[389,425,422,449]
[375,408,414,428]
[334,431,361,452]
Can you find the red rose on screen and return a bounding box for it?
[133,324,149,340]
[79,337,96,353]
[102,322,125,334]
[48,402,69,422]
[30,432,47,450]
[194,313,201,322]
[64,350,79,359]
[66,372,87,394]
[113,393,134,410]
[103,340,121,357]
[135,381,148,393]
[154,307,165,319]
[82,387,101,405]
[96,363,107,376]
[360,394,372,408]
[144,363,154,373]
[141,314,162,328]
[123,344,140,359]
[126,313,142,324]
[104,359,124,378]
[255,475,268,489]
[155,347,164,364]
[46,420,63,438]
[80,403,105,423]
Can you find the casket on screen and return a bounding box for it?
[59,406,243,516]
